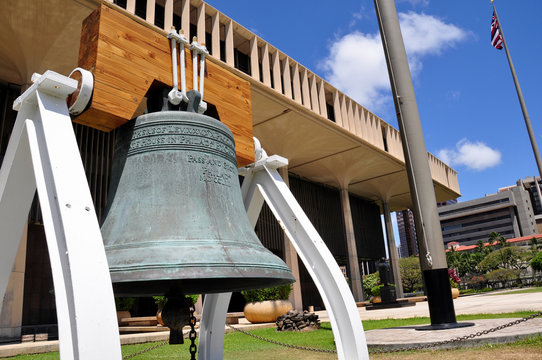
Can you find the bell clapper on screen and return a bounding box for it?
[160,290,192,345]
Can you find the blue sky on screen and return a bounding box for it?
[206,0,542,205]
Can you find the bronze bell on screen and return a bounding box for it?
[100,98,294,297]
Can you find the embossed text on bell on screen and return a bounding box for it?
[100,93,294,297]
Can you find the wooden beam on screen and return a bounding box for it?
[76,4,254,166]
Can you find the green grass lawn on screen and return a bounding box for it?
[490,286,542,295]
[9,311,542,360]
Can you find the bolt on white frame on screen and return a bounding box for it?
[198,140,369,360]
[0,70,121,360]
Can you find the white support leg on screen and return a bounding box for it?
[0,119,39,308]
[240,154,369,360]
[198,292,232,360]
[0,71,121,359]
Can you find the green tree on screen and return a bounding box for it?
[477,246,532,273]
[399,256,423,293]
[485,268,519,288]
[531,251,542,273]
[476,239,485,252]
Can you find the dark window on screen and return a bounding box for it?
[114,0,127,9]
[135,0,146,18]
[326,103,335,122]
[220,40,226,62]
[154,3,164,29]
[234,49,251,75]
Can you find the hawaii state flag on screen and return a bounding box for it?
[491,10,503,50]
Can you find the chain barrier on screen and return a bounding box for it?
[122,341,168,359]
[372,310,542,354]
[188,302,198,360]
[226,324,336,354]
[228,311,542,355]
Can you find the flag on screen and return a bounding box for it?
[491,10,503,50]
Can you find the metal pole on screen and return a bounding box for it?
[493,3,542,179]
[373,0,472,329]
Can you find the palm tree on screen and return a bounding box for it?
[488,231,506,248]
[476,239,485,252]
[488,231,508,268]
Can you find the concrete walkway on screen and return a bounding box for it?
[1,290,541,357]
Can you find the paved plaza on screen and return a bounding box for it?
[0,290,541,357]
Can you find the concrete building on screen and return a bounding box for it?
[396,200,456,258]
[0,0,460,342]
[438,187,537,247]
[396,209,418,258]
[503,177,542,233]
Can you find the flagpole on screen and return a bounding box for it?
[492,1,542,179]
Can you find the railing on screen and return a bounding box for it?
[102,0,459,194]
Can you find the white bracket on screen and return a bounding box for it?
[190,37,209,114]
[199,139,369,360]
[167,29,189,105]
[0,70,121,359]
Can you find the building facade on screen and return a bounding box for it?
[0,0,460,342]
[396,209,418,258]
[438,187,537,247]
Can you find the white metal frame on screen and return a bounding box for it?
[199,146,369,360]
[0,71,121,360]
[0,70,368,360]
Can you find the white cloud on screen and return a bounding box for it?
[398,0,430,7]
[437,139,502,171]
[319,12,467,114]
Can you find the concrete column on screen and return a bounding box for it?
[340,95,348,130]
[353,104,362,137]
[211,12,220,59]
[224,20,234,67]
[249,37,259,80]
[164,0,173,32]
[346,99,356,132]
[278,167,303,311]
[309,74,319,113]
[300,68,311,109]
[317,79,327,119]
[181,0,190,35]
[382,201,404,298]
[281,58,292,99]
[332,90,342,125]
[0,224,27,341]
[196,3,206,44]
[271,50,282,93]
[261,43,271,87]
[291,63,302,105]
[340,188,363,302]
[126,0,135,14]
[145,0,155,24]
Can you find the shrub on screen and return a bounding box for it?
[115,297,135,311]
[468,275,487,290]
[153,294,200,310]
[241,284,292,303]
[362,272,380,297]
[371,284,384,296]
[531,252,542,272]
